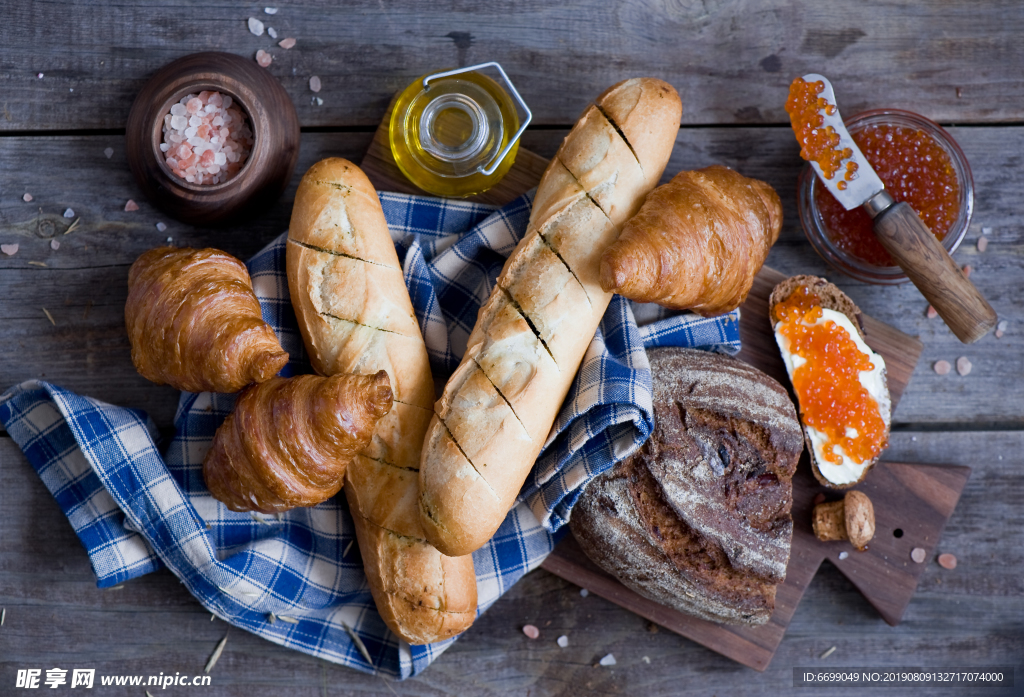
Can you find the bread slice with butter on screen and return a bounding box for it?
[769,275,891,489]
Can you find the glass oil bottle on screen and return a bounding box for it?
[389,62,531,198]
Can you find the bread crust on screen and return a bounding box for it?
[288,158,402,270]
[570,348,802,625]
[599,165,783,314]
[287,158,477,644]
[418,79,683,557]
[126,247,288,393]
[768,275,891,489]
[595,78,682,188]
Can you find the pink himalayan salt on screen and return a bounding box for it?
[522,625,539,639]
[309,76,322,93]
[23,193,33,202]
[933,360,951,375]
[160,91,252,186]
[1,243,18,256]
[125,199,139,212]
[278,37,296,49]
[956,356,972,376]
[256,50,273,68]
[926,305,937,319]
[51,239,60,251]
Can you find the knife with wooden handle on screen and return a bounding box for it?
[790,73,997,344]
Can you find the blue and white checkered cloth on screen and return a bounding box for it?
[0,191,740,679]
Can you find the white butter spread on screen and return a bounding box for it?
[774,307,890,485]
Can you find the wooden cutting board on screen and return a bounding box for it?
[360,108,971,672]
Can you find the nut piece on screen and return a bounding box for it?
[812,490,875,551]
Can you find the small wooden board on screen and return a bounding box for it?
[360,118,970,673]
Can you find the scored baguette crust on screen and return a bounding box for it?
[768,275,891,490]
[287,158,477,644]
[419,79,683,557]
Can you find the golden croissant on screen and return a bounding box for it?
[203,372,393,513]
[599,165,783,315]
[126,247,289,393]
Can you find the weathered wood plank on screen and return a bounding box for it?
[3,1,1024,131]
[1,431,1020,695]
[0,132,372,426]
[2,127,1021,429]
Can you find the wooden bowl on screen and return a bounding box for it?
[125,52,300,225]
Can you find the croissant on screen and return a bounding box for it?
[126,247,289,393]
[599,165,783,316]
[203,371,393,513]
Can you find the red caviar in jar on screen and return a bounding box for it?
[773,287,888,466]
[815,123,961,266]
[786,77,854,182]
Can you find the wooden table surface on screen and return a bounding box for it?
[2,2,1022,695]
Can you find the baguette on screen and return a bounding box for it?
[418,79,683,557]
[769,275,891,489]
[287,158,477,644]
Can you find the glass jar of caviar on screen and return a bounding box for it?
[797,109,973,284]
[389,62,531,198]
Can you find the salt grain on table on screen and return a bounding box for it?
[309,76,322,93]
[278,37,296,49]
[160,91,252,185]
[268,27,278,39]
[264,6,278,13]
[63,208,74,218]
[50,239,60,251]
[248,17,265,36]
[599,654,616,666]
[522,624,539,639]
[938,553,958,570]
[579,589,589,598]
[1,244,19,256]
[977,236,989,252]
[962,264,972,278]
[104,147,114,159]
[997,320,1008,332]
[37,72,43,79]
[557,635,569,648]
[911,547,927,563]
[156,222,167,232]
[838,551,849,560]
[926,305,938,319]
[933,360,951,375]
[256,50,273,68]
[125,199,139,212]
[956,356,972,376]
[22,193,32,202]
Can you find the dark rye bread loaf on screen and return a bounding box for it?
[570,348,803,625]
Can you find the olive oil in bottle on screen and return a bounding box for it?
[389,63,529,197]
